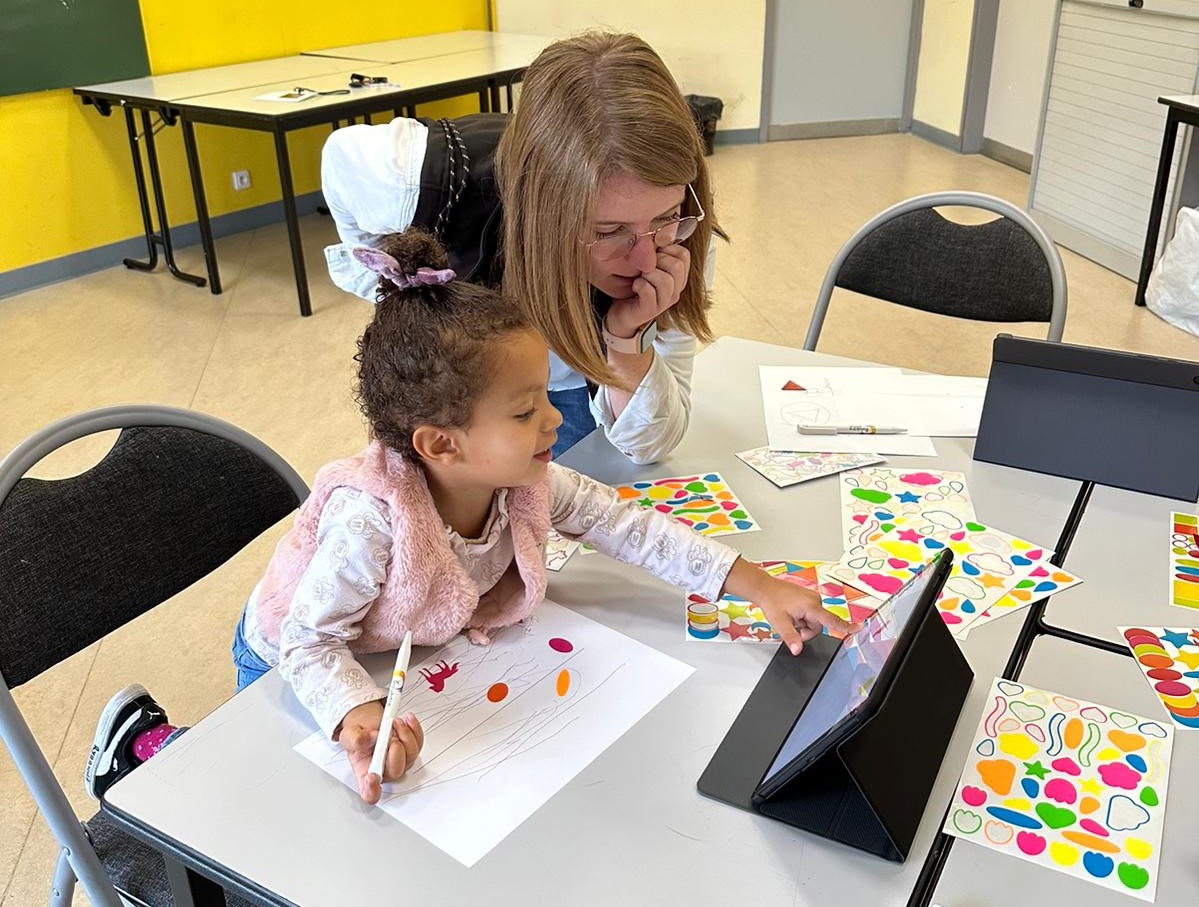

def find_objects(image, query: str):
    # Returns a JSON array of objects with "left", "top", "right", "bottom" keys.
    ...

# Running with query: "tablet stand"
[{"left": 698, "top": 602, "right": 972, "bottom": 862}]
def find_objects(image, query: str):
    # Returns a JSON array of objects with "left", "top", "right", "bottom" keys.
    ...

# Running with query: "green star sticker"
[{"left": 1023, "top": 760, "right": 1049, "bottom": 780}]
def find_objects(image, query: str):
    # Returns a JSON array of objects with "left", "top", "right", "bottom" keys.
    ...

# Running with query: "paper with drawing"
[{"left": 294, "top": 601, "right": 692, "bottom": 866}]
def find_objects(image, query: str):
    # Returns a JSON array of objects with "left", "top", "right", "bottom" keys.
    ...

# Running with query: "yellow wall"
[
  {"left": 1, "top": 1, "right": 488, "bottom": 274},
  {"left": 912, "top": 0, "right": 976, "bottom": 136}
]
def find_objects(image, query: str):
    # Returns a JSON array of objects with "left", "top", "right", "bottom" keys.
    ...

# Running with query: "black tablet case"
[
  {"left": 697, "top": 601, "right": 972, "bottom": 862},
  {"left": 974, "top": 335, "right": 1199, "bottom": 502}
]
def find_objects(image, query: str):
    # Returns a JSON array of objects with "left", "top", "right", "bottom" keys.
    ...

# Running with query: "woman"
[{"left": 322, "top": 33, "right": 717, "bottom": 464}]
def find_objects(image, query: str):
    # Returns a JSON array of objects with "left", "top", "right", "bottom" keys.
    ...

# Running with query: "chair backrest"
[
  {"left": 803, "top": 191, "right": 1067, "bottom": 351},
  {"left": 0, "top": 405, "right": 307, "bottom": 907},
  {"left": 0, "top": 405, "right": 308, "bottom": 688}
]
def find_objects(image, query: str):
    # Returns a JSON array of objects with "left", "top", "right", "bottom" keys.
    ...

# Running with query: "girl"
[
  {"left": 89, "top": 232, "right": 853, "bottom": 808},
  {"left": 322, "top": 33, "right": 716, "bottom": 463}
]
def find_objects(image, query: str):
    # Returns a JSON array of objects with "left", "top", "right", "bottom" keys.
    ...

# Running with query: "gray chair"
[
  {"left": 803, "top": 191, "right": 1067, "bottom": 351},
  {"left": 0, "top": 406, "right": 308, "bottom": 907}
]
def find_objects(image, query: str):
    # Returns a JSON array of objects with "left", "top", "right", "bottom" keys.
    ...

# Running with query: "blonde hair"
[{"left": 497, "top": 32, "right": 717, "bottom": 389}]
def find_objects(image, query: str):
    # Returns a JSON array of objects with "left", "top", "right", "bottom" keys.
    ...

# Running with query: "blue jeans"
[
  {"left": 548, "top": 385, "right": 597, "bottom": 459},
  {"left": 232, "top": 606, "right": 273, "bottom": 692}
]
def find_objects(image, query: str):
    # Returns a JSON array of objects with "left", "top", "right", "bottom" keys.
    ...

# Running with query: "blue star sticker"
[
  {"left": 897, "top": 491, "right": 921, "bottom": 504},
  {"left": 1160, "top": 628, "right": 1193, "bottom": 649}
]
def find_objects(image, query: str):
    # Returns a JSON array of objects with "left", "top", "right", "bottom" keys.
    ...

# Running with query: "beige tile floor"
[{"left": 2, "top": 133, "right": 1198, "bottom": 905}]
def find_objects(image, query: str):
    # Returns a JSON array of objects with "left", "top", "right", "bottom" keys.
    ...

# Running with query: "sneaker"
[{"left": 84, "top": 684, "right": 169, "bottom": 801}]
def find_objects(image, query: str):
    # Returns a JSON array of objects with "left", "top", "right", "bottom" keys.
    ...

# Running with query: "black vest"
[{"left": 411, "top": 114, "right": 508, "bottom": 287}]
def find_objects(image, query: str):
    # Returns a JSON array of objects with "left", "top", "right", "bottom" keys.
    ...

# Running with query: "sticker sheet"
[
  {"left": 611, "top": 473, "right": 759, "bottom": 537},
  {"left": 735, "top": 447, "right": 884, "bottom": 488},
  {"left": 825, "top": 516, "right": 1046, "bottom": 631},
  {"left": 295, "top": 601, "right": 692, "bottom": 867},
  {"left": 952, "top": 564, "right": 1083, "bottom": 638},
  {"left": 684, "top": 561, "right": 876, "bottom": 643},
  {"left": 544, "top": 530, "right": 580, "bottom": 572},
  {"left": 1170, "top": 512, "right": 1199, "bottom": 610},
  {"left": 1120, "top": 626, "right": 1199, "bottom": 729},
  {"left": 945, "top": 678, "right": 1173, "bottom": 902},
  {"left": 840, "top": 466, "right": 975, "bottom": 549}
]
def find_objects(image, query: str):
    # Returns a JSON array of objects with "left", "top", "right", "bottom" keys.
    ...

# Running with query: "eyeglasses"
[{"left": 581, "top": 184, "right": 706, "bottom": 261}]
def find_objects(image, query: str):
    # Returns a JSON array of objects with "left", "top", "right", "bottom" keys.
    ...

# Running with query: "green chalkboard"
[{"left": 0, "top": 0, "right": 150, "bottom": 97}]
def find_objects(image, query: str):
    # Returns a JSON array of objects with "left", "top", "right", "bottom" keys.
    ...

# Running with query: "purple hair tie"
[{"left": 352, "top": 247, "right": 456, "bottom": 289}]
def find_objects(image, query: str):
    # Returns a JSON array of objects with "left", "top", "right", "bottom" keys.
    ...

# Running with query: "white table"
[
  {"left": 101, "top": 339, "right": 1198, "bottom": 907},
  {"left": 301, "top": 30, "right": 544, "bottom": 65},
  {"left": 73, "top": 32, "right": 550, "bottom": 316}
]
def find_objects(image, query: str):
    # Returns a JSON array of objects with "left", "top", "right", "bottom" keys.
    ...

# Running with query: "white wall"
[
  {"left": 912, "top": 0, "right": 976, "bottom": 135},
  {"left": 495, "top": 0, "right": 766, "bottom": 131},
  {"left": 983, "top": 0, "right": 1057, "bottom": 154},
  {"left": 768, "top": 1, "right": 914, "bottom": 126}
]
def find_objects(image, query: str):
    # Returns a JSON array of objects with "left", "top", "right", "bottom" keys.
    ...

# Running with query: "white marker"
[
  {"left": 798, "top": 424, "right": 908, "bottom": 435},
  {"left": 368, "top": 630, "right": 412, "bottom": 780}
]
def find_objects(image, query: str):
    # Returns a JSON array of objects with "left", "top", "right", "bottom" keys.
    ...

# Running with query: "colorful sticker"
[
  {"left": 684, "top": 560, "right": 877, "bottom": 643},
  {"left": 544, "top": 530, "right": 580, "bottom": 572},
  {"left": 952, "top": 564, "right": 1083, "bottom": 637},
  {"left": 1170, "top": 512, "right": 1199, "bottom": 611},
  {"left": 1119, "top": 626, "right": 1199, "bottom": 729},
  {"left": 840, "top": 466, "right": 975, "bottom": 549},
  {"left": 825, "top": 516, "right": 1046, "bottom": 630},
  {"left": 945, "top": 678, "right": 1173, "bottom": 902},
  {"left": 611, "top": 473, "right": 759, "bottom": 537},
  {"left": 736, "top": 447, "right": 885, "bottom": 489}
]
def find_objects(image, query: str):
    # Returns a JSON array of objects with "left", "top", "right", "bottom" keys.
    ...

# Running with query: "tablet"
[{"left": 752, "top": 550, "right": 952, "bottom": 803}]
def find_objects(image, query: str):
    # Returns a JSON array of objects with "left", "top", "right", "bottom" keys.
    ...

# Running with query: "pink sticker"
[
  {"left": 1044, "top": 778, "right": 1077, "bottom": 804},
  {"left": 1016, "top": 831, "right": 1046, "bottom": 856},
  {"left": 1051, "top": 757, "right": 1081, "bottom": 776},
  {"left": 859, "top": 573, "right": 903, "bottom": 595},
  {"left": 1097, "top": 762, "right": 1141, "bottom": 790},
  {"left": 961, "top": 785, "right": 987, "bottom": 807}
]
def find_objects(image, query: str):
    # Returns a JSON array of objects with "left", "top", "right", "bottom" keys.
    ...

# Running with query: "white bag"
[{"left": 1146, "top": 207, "right": 1199, "bottom": 338}]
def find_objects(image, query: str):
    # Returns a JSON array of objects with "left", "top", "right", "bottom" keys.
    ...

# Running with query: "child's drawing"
[{"left": 294, "top": 600, "right": 692, "bottom": 866}]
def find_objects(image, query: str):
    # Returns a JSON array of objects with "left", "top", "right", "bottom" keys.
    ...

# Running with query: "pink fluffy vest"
[{"left": 254, "top": 441, "right": 551, "bottom": 650}]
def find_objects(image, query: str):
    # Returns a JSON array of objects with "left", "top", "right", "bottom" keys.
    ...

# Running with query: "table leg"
[
  {"left": 121, "top": 107, "right": 160, "bottom": 273},
  {"left": 164, "top": 856, "right": 228, "bottom": 907},
  {"left": 477, "top": 86, "right": 489, "bottom": 112},
  {"left": 273, "top": 128, "right": 312, "bottom": 317},
  {"left": 181, "top": 117, "right": 223, "bottom": 294},
  {"left": 140, "top": 110, "right": 207, "bottom": 288},
  {"left": 1136, "top": 107, "right": 1181, "bottom": 307},
  {"left": 488, "top": 79, "right": 501, "bottom": 113}
]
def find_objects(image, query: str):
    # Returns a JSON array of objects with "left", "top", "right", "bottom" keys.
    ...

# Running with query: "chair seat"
[{"left": 87, "top": 811, "right": 260, "bottom": 907}]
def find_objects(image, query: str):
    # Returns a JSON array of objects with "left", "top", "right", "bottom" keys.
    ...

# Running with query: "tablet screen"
[{"left": 760, "top": 562, "right": 937, "bottom": 785}]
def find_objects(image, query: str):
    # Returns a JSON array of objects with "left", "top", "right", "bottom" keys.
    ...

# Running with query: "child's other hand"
[{"left": 335, "top": 701, "right": 424, "bottom": 804}]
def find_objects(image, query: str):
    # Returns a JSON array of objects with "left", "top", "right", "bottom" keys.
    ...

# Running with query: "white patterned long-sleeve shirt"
[{"left": 242, "top": 463, "right": 736, "bottom": 739}]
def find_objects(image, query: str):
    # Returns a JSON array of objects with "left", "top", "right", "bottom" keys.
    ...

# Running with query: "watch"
[{"left": 602, "top": 316, "right": 658, "bottom": 355}]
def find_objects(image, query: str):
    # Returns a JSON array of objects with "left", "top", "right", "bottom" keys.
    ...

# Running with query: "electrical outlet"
[{"left": 232, "top": 170, "right": 251, "bottom": 191}]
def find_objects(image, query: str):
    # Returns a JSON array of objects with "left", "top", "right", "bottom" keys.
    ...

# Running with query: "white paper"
[
  {"left": 861, "top": 374, "right": 987, "bottom": 437},
  {"left": 759, "top": 366, "right": 937, "bottom": 456},
  {"left": 294, "top": 600, "right": 692, "bottom": 866}
]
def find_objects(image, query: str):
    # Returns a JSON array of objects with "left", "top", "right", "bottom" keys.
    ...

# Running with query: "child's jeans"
[{"left": 231, "top": 606, "right": 273, "bottom": 692}]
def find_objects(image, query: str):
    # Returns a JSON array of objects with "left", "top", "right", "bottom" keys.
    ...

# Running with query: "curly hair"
[{"left": 355, "top": 230, "right": 530, "bottom": 460}]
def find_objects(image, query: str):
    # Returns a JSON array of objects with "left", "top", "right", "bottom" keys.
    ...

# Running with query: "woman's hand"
[
  {"left": 605, "top": 244, "right": 691, "bottom": 338},
  {"left": 335, "top": 701, "right": 424, "bottom": 804}
]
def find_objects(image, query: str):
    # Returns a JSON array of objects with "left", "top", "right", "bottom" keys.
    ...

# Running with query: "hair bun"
[
  {"left": 378, "top": 228, "right": 450, "bottom": 273},
  {"left": 353, "top": 229, "right": 456, "bottom": 292}
]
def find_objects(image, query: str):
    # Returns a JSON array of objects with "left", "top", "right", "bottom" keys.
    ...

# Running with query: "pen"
[
  {"left": 368, "top": 630, "right": 412, "bottom": 780},
  {"left": 798, "top": 424, "right": 908, "bottom": 435}
]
